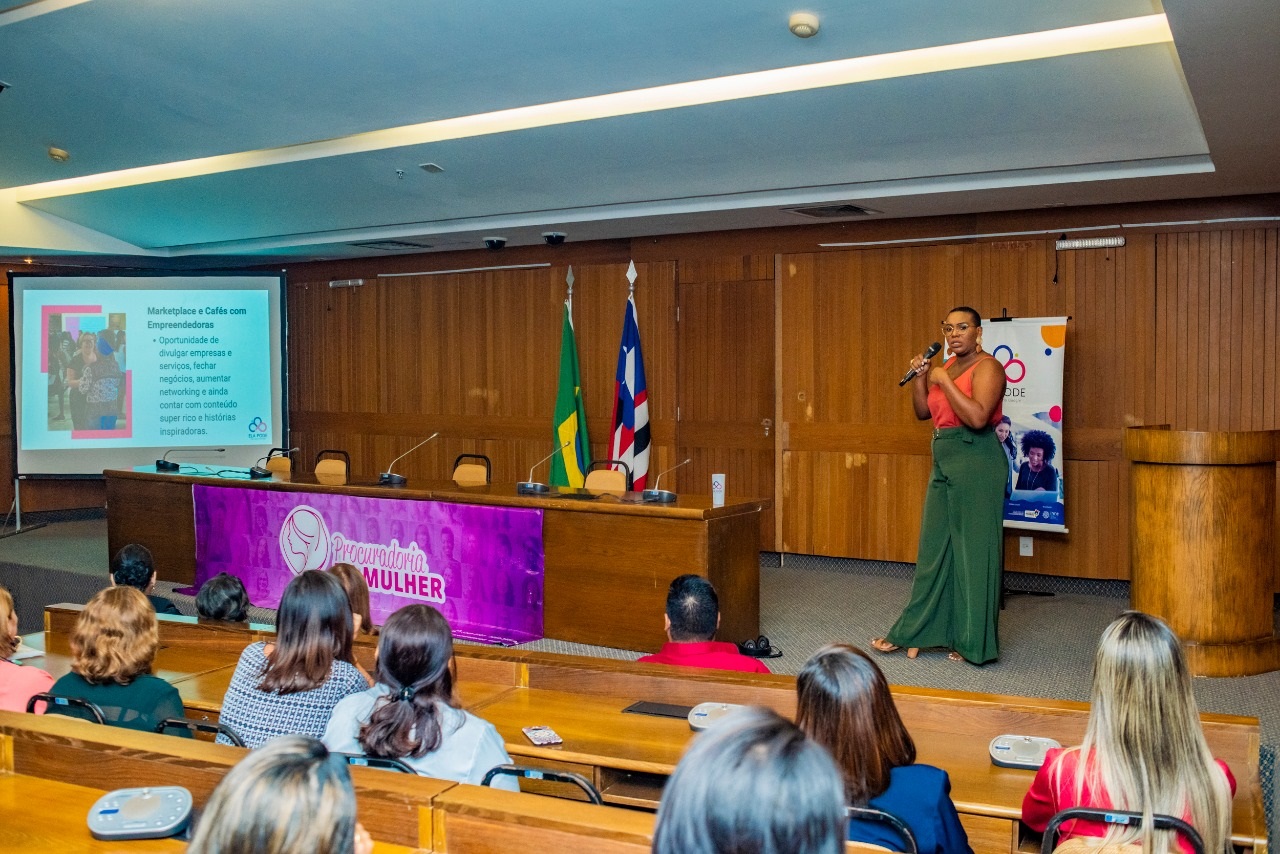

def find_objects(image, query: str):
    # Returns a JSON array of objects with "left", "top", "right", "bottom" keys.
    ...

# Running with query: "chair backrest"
[
  {"left": 586, "top": 459, "right": 633, "bottom": 492},
  {"left": 314, "top": 449, "right": 350, "bottom": 484},
  {"left": 264, "top": 450, "right": 293, "bottom": 474},
  {"left": 453, "top": 453, "right": 492, "bottom": 486},
  {"left": 482, "top": 763, "right": 603, "bottom": 805},
  {"left": 847, "top": 806, "right": 918, "bottom": 854},
  {"left": 154, "top": 717, "right": 246, "bottom": 747},
  {"left": 339, "top": 753, "right": 416, "bottom": 774},
  {"left": 27, "top": 692, "right": 106, "bottom": 725},
  {"left": 1042, "top": 808, "right": 1204, "bottom": 854}
]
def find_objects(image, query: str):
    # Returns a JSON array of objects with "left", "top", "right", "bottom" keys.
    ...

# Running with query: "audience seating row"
[{"left": 25, "top": 603, "right": 1270, "bottom": 853}]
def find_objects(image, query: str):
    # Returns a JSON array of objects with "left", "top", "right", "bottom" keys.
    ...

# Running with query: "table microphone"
[
  {"left": 156, "top": 447, "right": 227, "bottom": 472},
  {"left": 898, "top": 341, "right": 942, "bottom": 386},
  {"left": 379, "top": 433, "right": 440, "bottom": 486},
  {"left": 250, "top": 447, "right": 299, "bottom": 479},
  {"left": 518, "top": 440, "right": 570, "bottom": 495},
  {"left": 642, "top": 458, "right": 691, "bottom": 503}
]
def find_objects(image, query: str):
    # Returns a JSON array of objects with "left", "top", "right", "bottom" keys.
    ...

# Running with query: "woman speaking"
[{"left": 873, "top": 307, "right": 1007, "bottom": 664}]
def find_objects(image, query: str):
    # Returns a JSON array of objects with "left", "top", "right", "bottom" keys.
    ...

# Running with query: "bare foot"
[{"left": 947, "top": 651, "right": 966, "bottom": 662}]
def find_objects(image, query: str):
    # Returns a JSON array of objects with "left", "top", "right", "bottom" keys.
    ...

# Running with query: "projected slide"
[{"left": 10, "top": 273, "right": 285, "bottom": 477}]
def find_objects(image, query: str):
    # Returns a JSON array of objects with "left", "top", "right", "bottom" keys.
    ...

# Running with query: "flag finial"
[
  {"left": 566, "top": 265, "right": 574, "bottom": 299},
  {"left": 626, "top": 260, "right": 637, "bottom": 295}
]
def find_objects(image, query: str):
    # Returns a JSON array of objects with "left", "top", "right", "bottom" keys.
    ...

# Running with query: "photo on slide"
[{"left": 45, "top": 310, "right": 132, "bottom": 438}]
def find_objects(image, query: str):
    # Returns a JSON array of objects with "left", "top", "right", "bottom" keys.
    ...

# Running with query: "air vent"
[
  {"left": 782, "top": 203, "right": 881, "bottom": 219},
  {"left": 348, "top": 239, "right": 434, "bottom": 251}
]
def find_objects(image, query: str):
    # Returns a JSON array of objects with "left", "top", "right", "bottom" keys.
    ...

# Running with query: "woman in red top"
[
  {"left": 1022, "top": 611, "right": 1233, "bottom": 853},
  {"left": 873, "top": 307, "right": 1007, "bottom": 664}
]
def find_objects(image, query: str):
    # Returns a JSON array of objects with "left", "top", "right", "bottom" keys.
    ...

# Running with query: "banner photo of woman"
[{"left": 980, "top": 317, "right": 1068, "bottom": 533}]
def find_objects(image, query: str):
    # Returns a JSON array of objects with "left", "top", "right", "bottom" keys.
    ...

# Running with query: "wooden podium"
[{"left": 1125, "top": 428, "right": 1280, "bottom": 676}]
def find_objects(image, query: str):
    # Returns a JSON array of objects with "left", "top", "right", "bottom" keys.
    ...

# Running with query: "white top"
[{"left": 322, "top": 685, "right": 518, "bottom": 791}]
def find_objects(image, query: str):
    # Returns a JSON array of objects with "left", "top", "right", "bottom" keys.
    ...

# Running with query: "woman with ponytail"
[{"left": 322, "top": 604, "right": 515, "bottom": 788}]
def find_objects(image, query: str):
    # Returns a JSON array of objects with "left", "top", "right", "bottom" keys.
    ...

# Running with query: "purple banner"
[{"left": 193, "top": 485, "right": 544, "bottom": 645}]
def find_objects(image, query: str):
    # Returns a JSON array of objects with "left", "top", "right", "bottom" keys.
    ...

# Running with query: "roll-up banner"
[{"left": 983, "top": 317, "right": 1069, "bottom": 533}]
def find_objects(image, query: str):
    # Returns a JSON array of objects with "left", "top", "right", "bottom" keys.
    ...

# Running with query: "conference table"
[{"left": 104, "top": 468, "right": 768, "bottom": 653}]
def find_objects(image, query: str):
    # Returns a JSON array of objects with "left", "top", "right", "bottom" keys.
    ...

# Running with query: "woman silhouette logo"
[{"left": 278, "top": 506, "right": 332, "bottom": 574}]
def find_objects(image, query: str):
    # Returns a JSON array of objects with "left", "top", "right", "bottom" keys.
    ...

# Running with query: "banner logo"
[
  {"left": 991, "top": 344, "right": 1026, "bottom": 384},
  {"left": 279, "top": 505, "right": 331, "bottom": 574}
]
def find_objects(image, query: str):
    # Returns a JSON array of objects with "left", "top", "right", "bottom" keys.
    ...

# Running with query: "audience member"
[
  {"left": 0, "top": 584, "right": 53, "bottom": 712},
  {"left": 653, "top": 706, "right": 845, "bottom": 854},
  {"left": 329, "top": 562, "right": 375, "bottom": 635},
  {"left": 48, "top": 586, "right": 187, "bottom": 732},
  {"left": 195, "top": 572, "right": 251, "bottom": 623},
  {"left": 797, "top": 644, "right": 970, "bottom": 853},
  {"left": 110, "top": 543, "right": 181, "bottom": 615},
  {"left": 637, "top": 575, "right": 769, "bottom": 674},
  {"left": 323, "top": 604, "right": 516, "bottom": 788},
  {"left": 1022, "top": 611, "right": 1233, "bottom": 853},
  {"left": 187, "top": 734, "right": 373, "bottom": 854},
  {"left": 219, "top": 570, "right": 369, "bottom": 748}
]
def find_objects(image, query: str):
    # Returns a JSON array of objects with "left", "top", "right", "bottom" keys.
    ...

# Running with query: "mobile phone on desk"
[{"left": 522, "top": 725, "right": 564, "bottom": 746}]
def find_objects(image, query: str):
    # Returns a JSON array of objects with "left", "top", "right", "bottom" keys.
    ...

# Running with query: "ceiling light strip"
[
  {"left": 378, "top": 263, "right": 551, "bottom": 277},
  {"left": 819, "top": 224, "right": 1122, "bottom": 248},
  {"left": 15, "top": 15, "right": 1172, "bottom": 202}
]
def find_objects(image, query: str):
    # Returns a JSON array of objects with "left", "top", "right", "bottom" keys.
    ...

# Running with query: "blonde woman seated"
[
  {"left": 188, "top": 734, "right": 373, "bottom": 854},
  {"left": 1021, "top": 611, "right": 1234, "bottom": 853},
  {"left": 797, "top": 644, "right": 971, "bottom": 854},
  {"left": 0, "top": 584, "right": 53, "bottom": 712},
  {"left": 219, "top": 570, "right": 369, "bottom": 748},
  {"left": 322, "top": 604, "right": 516, "bottom": 788},
  {"left": 48, "top": 586, "right": 187, "bottom": 732}
]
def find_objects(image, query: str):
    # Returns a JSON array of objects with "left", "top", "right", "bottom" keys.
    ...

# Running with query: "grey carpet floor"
[{"left": 5, "top": 515, "right": 1276, "bottom": 844}]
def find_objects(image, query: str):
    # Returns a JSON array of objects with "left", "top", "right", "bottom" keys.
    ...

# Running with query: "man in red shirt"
[{"left": 637, "top": 575, "right": 770, "bottom": 674}]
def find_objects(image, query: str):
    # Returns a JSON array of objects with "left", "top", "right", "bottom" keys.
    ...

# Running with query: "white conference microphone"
[
  {"left": 379, "top": 433, "right": 440, "bottom": 486},
  {"left": 156, "top": 447, "right": 227, "bottom": 472},
  {"left": 518, "top": 440, "right": 571, "bottom": 495},
  {"left": 643, "top": 458, "right": 691, "bottom": 503}
]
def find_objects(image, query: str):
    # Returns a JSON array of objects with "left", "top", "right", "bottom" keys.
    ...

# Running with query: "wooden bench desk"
[{"left": 0, "top": 774, "right": 188, "bottom": 854}]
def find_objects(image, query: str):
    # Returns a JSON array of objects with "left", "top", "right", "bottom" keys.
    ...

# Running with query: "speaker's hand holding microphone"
[{"left": 898, "top": 342, "right": 942, "bottom": 387}]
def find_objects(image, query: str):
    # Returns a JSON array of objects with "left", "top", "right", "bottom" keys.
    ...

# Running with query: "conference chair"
[
  {"left": 264, "top": 447, "right": 294, "bottom": 474},
  {"left": 154, "top": 717, "right": 246, "bottom": 747},
  {"left": 847, "top": 806, "right": 918, "bottom": 854},
  {"left": 453, "top": 453, "right": 492, "bottom": 486},
  {"left": 26, "top": 692, "right": 106, "bottom": 724},
  {"left": 1041, "top": 808, "right": 1203, "bottom": 854},
  {"left": 314, "top": 449, "right": 351, "bottom": 485},
  {"left": 338, "top": 754, "right": 416, "bottom": 774},
  {"left": 584, "top": 459, "right": 633, "bottom": 494},
  {"left": 482, "top": 763, "right": 604, "bottom": 805}
]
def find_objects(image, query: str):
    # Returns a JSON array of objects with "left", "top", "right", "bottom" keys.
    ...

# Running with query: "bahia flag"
[
  {"left": 609, "top": 282, "right": 650, "bottom": 489},
  {"left": 549, "top": 293, "right": 591, "bottom": 487}
]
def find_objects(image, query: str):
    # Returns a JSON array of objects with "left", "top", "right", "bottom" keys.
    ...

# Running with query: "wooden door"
[{"left": 676, "top": 274, "right": 776, "bottom": 550}]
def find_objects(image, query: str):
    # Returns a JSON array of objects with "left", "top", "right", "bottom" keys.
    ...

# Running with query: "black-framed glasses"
[{"left": 940, "top": 322, "right": 974, "bottom": 335}]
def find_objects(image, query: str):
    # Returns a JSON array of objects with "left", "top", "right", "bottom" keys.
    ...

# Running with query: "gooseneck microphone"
[
  {"left": 156, "top": 447, "right": 227, "bottom": 472},
  {"left": 898, "top": 342, "right": 942, "bottom": 387},
  {"left": 642, "top": 458, "right": 691, "bottom": 503},
  {"left": 379, "top": 433, "right": 440, "bottom": 486},
  {"left": 517, "top": 440, "right": 571, "bottom": 495},
  {"left": 250, "top": 447, "right": 299, "bottom": 479}
]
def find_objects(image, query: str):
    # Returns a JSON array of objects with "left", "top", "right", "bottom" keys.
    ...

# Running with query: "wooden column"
[{"left": 1126, "top": 428, "right": 1280, "bottom": 676}]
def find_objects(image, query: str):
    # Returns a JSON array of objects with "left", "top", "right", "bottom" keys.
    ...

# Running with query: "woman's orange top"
[{"left": 927, "top": 354, "right": 1003, "bottom": 429}]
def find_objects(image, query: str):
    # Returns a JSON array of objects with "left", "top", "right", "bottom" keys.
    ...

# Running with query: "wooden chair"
[
  {"left": 585, "top": 459, "right": 632, "bottom": 494},
  {"left": 453, "top": 453, "right": 492, "bottom": 486},
  {"left": 264, "top": 447, "right": 293, "bottom": 474},
  {"left": 314, "top": 449, "right": 350, "bottom": 484},
  {"left": 27, "top": 692, "right": 106, "bottom": 724},
  {"left": 483, "top": 763, "right": 604, "bottom": 805},
  {"left": 847, "top": 805, "right": 918, "bottom": 854},
  {"left": 1042, "top": 808, "right": 1203, "bottom": 854}
]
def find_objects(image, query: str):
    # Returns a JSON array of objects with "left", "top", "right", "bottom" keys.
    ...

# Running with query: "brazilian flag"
[{"left": 549, "top": 300, "right": 591, "bottom": 486}]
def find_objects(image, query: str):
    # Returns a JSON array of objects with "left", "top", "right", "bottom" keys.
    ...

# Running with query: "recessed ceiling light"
[
  {"left": 419, "top": 163, "right": 444, "bottom": 173},
  {"left": 790, "top": 12, "right": 819, "bottom": 39}
]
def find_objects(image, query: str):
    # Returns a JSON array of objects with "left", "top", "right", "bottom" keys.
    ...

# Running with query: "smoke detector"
[{"left": 789, "top": 12, "right": 819, "bottom": 38}]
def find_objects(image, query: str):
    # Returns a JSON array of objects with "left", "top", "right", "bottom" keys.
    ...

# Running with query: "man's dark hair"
[
  {"left": 1020, "top": 429, "right": 1057, "bottom": 461},
  {"left": 666, "top": 575, "right": 719, "bottom": 642},
  {"left": 111, "top": 543, "right": 156, "bottom": 590}
]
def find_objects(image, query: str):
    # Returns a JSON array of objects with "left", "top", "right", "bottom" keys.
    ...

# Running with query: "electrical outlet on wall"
[{"left": 1019, "top": 536, "right": 1034, "bottom": 557}]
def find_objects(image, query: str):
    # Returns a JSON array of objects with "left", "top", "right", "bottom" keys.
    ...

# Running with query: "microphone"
[
  {"left": 898, "top": 342, "right": 942, "bottom": 387},
  {"left": 642, "top": 458, "right": 691, "bottom": 503},
  {"left": 156, "top": 447, "right": 227, "bottom": 472},
  {"left": 517, "top": 440, "right": 571, "bottom": 495},
  {"left": 379, "top": 433, "right": 440, "bottom": 486},
  {"left": 249, "top": 447, "right": 299, "bottom": 479}
]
